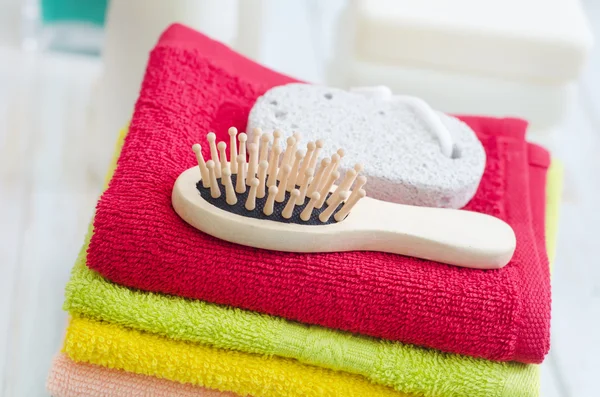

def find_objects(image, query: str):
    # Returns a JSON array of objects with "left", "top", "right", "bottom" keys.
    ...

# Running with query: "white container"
[
  {"left": 90, "top": 0, "right": 239, "bottom": 177},
  {"left": 328, "top": 0, "right": 592, "bottom": 141}
]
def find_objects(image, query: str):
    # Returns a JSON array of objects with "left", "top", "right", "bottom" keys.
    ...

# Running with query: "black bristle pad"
[{"left": 196, "top": 175, "right": 341, "bottom": 225}]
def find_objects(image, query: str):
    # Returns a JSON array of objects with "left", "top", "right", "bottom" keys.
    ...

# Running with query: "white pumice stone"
[{"left": 247, "top": 83, "right": 486, "bottom": 209}]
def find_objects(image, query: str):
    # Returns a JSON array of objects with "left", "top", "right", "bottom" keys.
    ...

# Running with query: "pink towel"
[
  {"left": 87, "top": 24, "right": 551, "bottom": 363},
  {"left": 47, "top": 354, "right": 238, "bottom": 397}
]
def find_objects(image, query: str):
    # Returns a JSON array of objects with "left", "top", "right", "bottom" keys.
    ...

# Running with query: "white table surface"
[{"left": 1, "top": 1, "right": 599, "bottom": 396}]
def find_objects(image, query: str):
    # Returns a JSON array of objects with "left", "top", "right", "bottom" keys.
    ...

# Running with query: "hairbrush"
[{"left": 172, "top": 127, "right": 516, "bottom": 269}]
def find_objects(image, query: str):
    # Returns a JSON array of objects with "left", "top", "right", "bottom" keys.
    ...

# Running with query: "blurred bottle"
[{"left": 21, "top": 0, "right": 108, "bottom": 54}]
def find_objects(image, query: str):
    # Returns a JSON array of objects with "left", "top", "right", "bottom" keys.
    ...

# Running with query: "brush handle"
[{"left": 345, "top": 198, "right": 516, "bottom": 269}]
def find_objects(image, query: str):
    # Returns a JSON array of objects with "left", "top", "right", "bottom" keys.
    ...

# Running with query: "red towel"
[{"left": 88, "top": 24, "right": 551, "bottom": 364}]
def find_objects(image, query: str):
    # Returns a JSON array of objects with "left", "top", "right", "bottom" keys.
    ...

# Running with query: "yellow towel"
[{"left": 64, "top": 316, "right": 401, "bottom": 397}]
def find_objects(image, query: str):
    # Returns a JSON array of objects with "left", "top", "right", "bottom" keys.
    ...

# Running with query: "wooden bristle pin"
[
  {"left": 275, "top": 156, "right": 287, "bottom": 181},
  {"left": 316, "top": 171, "right": 339, "bottom": 208},
  {"left": 292, "top": 132, "right": 301, "bottom": 151},
  {"left": 207, "top": 132, "right": 220, "bottom": 178},
  {"left": 228, "top": 127, "right": 238, "bottom": 174},
  {"left": 327, "top": 167, "right": 358, "bottom": 205},
  {"left": 300, "top": 192, "right": 320, "bottom": 221},
  {"left": 206, "top": 160, "right": 220, "bottom": 198},
  {"left": 268, "top": 132, "right": 281, "bottom": 167},
  {"left": 334, "top": 188, "right": 366, "bottom": 222},
  {"left": 352, "top": 175, "right": 367, "bottom": 194},
  {"left": 307, "top": 158, "right": 330, "bottom": 197},
  {"left": 245, "top": 178, "right": 260, "bottom": 210},
  {"left": 297, "top": 168, "right": 313, "bottom": 205},
  {"left": 263, "top": 185, "right": 278, "bottom": 216},
  {"left": 308, "top": 139, "right": 324, "bottom": 171},
  {"left": 282, "top": 189, "right": 300, "bottom": 219},
  {"left": 297, "top": 141, "right": 315, "bottom": 186},
  {"left": 352, "top": 163, "right": 364, "bottom": 175},
  {"left": 319, "top": 191, "right": 349, "bottom": 223},
  {"left": 239, "top": 133, "right": 248, "bottom": 157},
  {"left": 270, "top": 130, "right": 282, "bottom": 178},
  {"left": 192, "top": 144, "right": 209, "bottom": 188},
  {"left": 266, "top": 144, "right": 282, "bottom": 187},
  {"left": 272, "top": 130, "right": 282, "bottom": 153},
  {"left": 222, "top": 169, "right": 237, "bottom": 205},
  {"left": 217, "top": 141, "right": 228, "bottom": 176},
  {"left": 280, "top": 136, "right": 296, "bottom": 171},
  {"left": 332, "top": 149, "right": 345, "bottom": 173},
  {"left": 259, "top": 134, "right": 270, "bottom": 163},
  {"left": 247, "top": 143, "right": 258, "bottom": 185},
  {"left": 319, "top": 153, "right": 339, "bottom": 191},
  {"left": 252, "top": 127, "right": 262, "bottom": 146},
  {"left": 276, "top": 165, "right": 291, "bottom": 202},
  {"left": 238, "top": 133, "right": 248, "bottom": 170},
  {"left": 236, "top": 155, "right": 246, "bottom": 193},
  {"left": 257, "top": 160, "right": 268, "bottom": 198},
  {"left": 335, "top": 163, "right": 363, "bottom": 198},
  {"left": 287, "top": 150, "right": 304, "bottom": 191}
]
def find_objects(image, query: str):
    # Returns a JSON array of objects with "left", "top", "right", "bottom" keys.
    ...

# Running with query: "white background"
[{"left": 0, "top": 0, "right": 599, "bottom": 396}]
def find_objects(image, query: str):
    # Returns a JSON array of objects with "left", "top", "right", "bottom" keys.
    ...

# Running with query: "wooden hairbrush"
[{"left": 172, "top": 127, "right": 516, "bottom": 269}]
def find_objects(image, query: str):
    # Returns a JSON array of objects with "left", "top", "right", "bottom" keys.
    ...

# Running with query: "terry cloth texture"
[
  {"left": 65, "top": 254, "right": 536, "bottom": 397},
  {"left": 64, "top": 316, "right": 403, "bottom": 397},
  {"left": 86, "top": 23, "right": 551, "bottom": 364},
  {"left": 71, "top": 124, "right": 550, "bottom": 397},
  {"left": 51, "top": 153, "right": 562, "bottom": 397},
  {"left": 528, "top": 144, "right": 552, "bottom": 273},
  {"left": 65, "top": 125, "right": 552, "bottom": 397},
  {"left": 47, "top": 353, "right": 237, "bottom": 397}
]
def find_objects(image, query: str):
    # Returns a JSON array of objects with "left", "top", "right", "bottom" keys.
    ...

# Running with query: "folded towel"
[
  {"left": 87, "top": 23, "right": 551, "bottom": 363},
  {"left": 47, "top": 354, "right": 235, "bottom": 397},
  {"left": 66, "top": 251, "right": 537, "bottom": 397},
  {"left": 52, "top": 158, "right": 562, "bottom": 397},
  {"left": 65, "top": 124, "right": 544, "bottom": 397},
  {"left": 64, "top": 316, "right": 402, "bottom": 397}
]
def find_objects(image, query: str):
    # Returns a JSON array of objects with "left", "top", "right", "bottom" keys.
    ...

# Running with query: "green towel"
[{"left": 64, "top": 127, "right": 540, "bottom": 397}]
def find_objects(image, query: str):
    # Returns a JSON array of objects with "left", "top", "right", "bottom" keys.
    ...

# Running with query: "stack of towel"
[{"left": 47, "top": 24, "right": 561, "bottom": 397}]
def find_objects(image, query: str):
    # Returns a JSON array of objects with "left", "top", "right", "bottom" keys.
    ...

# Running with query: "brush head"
[{"left": 189, "top": 129, "right": 366, "bottom": 225}]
